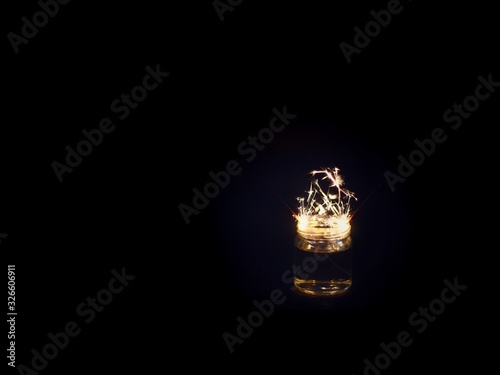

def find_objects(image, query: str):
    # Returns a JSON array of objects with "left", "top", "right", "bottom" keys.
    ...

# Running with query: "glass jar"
[{"left": 293, "top": 222, "right": 353, "bottom": 296}]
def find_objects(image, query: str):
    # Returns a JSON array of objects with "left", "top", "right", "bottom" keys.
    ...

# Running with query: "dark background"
[{"left": 2, "top": 0, "right": 497, "bottom": 373}]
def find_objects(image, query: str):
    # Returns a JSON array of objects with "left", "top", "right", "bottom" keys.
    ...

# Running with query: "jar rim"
[
  {"left": 297, "top": 226, "right": 351, "bottom": 240},
  {"left": 296, "top": 214, "right": 351, "bottom": 240}
]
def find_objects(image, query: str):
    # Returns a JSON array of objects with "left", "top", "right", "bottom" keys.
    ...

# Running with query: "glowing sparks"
[{"left": 295, "top": 167, "right": 357, "bottom": 238}]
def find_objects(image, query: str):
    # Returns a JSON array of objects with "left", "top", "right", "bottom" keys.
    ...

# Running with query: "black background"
[{"left": 2, "top": 0, "right": 498, "bottom": 373}]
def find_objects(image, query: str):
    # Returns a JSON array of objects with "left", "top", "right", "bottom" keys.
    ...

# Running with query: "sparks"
[{"left": 295, "top": 166, "right": 357, "bottom": 237}]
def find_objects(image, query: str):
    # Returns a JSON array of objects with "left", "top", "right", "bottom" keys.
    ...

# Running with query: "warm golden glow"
[{"left": 295, "top": 167, "right": 356, "bottom": 239}]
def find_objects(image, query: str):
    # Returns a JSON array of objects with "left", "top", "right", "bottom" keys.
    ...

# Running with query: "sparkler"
[{"left": 295, "top": 166, "right": 357, "bottom": 239}]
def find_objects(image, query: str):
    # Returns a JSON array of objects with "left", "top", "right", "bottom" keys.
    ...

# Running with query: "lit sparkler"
[{"left": 295, "top": 166, "right": 357, "bottom": 239}]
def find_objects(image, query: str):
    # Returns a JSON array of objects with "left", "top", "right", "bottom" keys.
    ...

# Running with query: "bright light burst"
[{"left": 295, "top": 166, "right": 357, "bottom": 236}]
